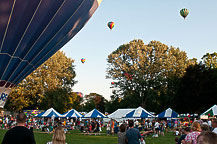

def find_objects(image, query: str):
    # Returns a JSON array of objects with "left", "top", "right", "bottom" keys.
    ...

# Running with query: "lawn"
[{"left": 0, "top": 129, "right": 176, "bottom": 144}]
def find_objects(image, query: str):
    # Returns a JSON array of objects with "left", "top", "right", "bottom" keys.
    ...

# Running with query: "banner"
[
  {"left": 23, "top": 110, "right": 45, "bottom": 116},
  {"left": 0, "top": 87, "right": 11, "bottom": 108}
]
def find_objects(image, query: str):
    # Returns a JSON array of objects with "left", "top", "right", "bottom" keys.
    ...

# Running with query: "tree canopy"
[
  {"left": 107, "top": 40, "right": 192, "bottom": 112},
  {"left": 106, "top": 39, "right": 217, "bottom": 114},
  {"left": 5, "top": 51, "right": 78, "bottom": 113}
]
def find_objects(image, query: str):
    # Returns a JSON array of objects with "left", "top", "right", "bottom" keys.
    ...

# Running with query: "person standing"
[
  {"left": 118, "top": 124, "right": 127, "bottom": 144},
  {"left": 106, "top": 122, "right": 111, "bottom": 136},
  {"left": 212, "top": 119, "right": 217, "bottom": 134},
  {"left": 126, "top": 120, "right": 143, "bottom": 144},
  {"left": 47, "top": 126, "right": 67, "bottom": 144},
  {"left": 111, "top": 120, "right": 115, "bottom": 136},
  {"left": 2, "top": 113, "right": 36, "bottom": 144}
]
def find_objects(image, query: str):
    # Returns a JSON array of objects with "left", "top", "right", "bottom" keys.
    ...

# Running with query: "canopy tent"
[
  {"left": 108, "top": 109, "right": 135, "bottom": 119},
  {"left": 35, "top": 108, "right": 62, "bottom": 118},
  {"left": 200, "top": 105, "right": 217, "bottom": 117},
  {"left": 61, "top": 109, "right": 82, "bottom": 118},
  {"left": 83, "top": 109, "right": 107, "bottom": 118},
  {"left": 157, "top": 108, "right": 179, "bottom": 118},
  {"left": 124, "top": 107, "right": 154, "bottom": 118}
]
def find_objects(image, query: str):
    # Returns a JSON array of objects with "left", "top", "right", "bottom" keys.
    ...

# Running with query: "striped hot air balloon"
[
  {"left": 180, "top": 8, "right": 189, "bottom": 19},
  {"left": 107, "top": 22, "right": 115, "bottom": 30},
  {"left": 81, "top": 58, "right": 86, "bottom": 64},
  {"left": 0, "top": 0, "right": 102, "bottom": 108}
]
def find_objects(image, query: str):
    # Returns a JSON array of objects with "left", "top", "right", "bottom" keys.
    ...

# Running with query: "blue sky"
[{"left": 62, "top": 0, "right": 217, "bottom": 100}]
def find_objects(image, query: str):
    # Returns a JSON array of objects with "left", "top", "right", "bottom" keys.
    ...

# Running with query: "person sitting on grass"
[{"left": 176, "top": 127, "right": 190, "bottom": 144}]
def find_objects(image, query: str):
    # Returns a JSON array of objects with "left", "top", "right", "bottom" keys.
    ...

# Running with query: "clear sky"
[{"left": 62, "top": 0, "right": 217, "bottom": 100}]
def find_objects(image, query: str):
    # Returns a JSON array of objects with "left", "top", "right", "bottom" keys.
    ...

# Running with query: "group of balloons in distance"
[{"left": 80, "top": 8, "right": 189, "bottom": 64}]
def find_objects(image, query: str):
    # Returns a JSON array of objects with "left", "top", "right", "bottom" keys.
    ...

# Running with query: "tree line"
[
  {"left": 4, "top": 40, "right": 217, "bottom": 115},
  {"left": 106, "top": 40, "right": 217, "bottom": 114}
]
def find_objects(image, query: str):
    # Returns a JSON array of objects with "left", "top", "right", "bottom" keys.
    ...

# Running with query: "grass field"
[{"left": 0, "top": 129, "right": 176, "bottom": 144}]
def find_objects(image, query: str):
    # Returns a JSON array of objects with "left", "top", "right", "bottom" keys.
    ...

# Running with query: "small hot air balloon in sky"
[
  {"left": 76, "top": 92, "right": 83, "bottom": 98},
  {"left": 180, "top": 8, "right": 189, "bottom": 19},
  {"left": 107, "top": 22, "right": 115, "bottom": 30},
  {"left": 81, "top": 58, "right": 86, "bottom": 64}
]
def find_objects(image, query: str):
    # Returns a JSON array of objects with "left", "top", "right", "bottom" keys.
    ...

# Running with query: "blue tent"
[
  {"left": 35, "top": 108, "right": 62, "bottom": 118},
  {"left": 124, "top": 107, "right": 154, "bottom": 118},
  {"left": 61, "top": 109, "right": 82, "bottom": 118},
  {"left": 83, "top": 109, "right": 107, "bottom": 118},
  {"left": 157, "top": 108, "right": 179, "bottom": 118}
]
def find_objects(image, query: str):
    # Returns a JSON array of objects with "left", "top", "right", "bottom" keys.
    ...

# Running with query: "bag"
[{"left": 140, "top": 139, "right": 146, "bottom": 144}]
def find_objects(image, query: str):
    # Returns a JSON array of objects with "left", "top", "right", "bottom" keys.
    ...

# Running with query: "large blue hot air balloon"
[{"left": 0, "top": 0, "right": 102, "bottom": 108}]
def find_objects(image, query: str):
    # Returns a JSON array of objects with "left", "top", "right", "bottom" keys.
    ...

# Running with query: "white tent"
[
  {"left": 35, "top": 108, "right": 62, "bottom": 118},
  {"left": 83, "top": 109, "right": 107, "bottom": 118},
  {"left": 108, "top": 109, "right": 135, "bottom": 119},
  {"left": 124, "top": 107, "right": 155, "bottom": 118},
  {"left": 200, "top": 105, "right": 217, "bottom": 117},
  {"left": 61, "top": 109, "right": 82, "bottom": 118}
]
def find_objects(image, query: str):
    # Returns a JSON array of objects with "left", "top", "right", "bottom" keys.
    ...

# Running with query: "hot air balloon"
[
  {"left": 76, "top": 92, "right": 83, "bottom": 98},
  {"left": 81, "top": 58, "right": 86, "bottom": 64},
  {"left": 0, "top": 0, "right": 102, "bottom": 108},
  {"left": 107, "top": 22, "right": 115, "bottom": 30},
  {"left": 180, "top": 8, "right": 189, "bottom": 19}
]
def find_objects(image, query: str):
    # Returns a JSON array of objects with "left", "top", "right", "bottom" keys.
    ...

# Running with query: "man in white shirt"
[
  {"left": 208, "top": 119, "right": 212, "bottom": 127},
  {"left": 154, "top": 121, "right": 160, "bottom": 137},
  {"left": 212, "top": 119, "right": 217, "bottom": 134}
]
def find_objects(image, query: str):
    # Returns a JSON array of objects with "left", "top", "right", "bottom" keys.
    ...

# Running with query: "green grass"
[{"left": 0, "top": 129, "right": 176, "bottom": 144}]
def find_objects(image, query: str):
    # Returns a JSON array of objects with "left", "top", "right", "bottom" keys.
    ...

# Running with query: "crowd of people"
[
  {"left": 1, "top": 113, "right": 217, "bottom": 144},
  {"left": 174, "top": 119, "right": 217, "bottom": 144}
]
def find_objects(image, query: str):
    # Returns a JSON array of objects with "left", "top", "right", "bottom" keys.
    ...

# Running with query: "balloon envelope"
[
  {"left": 81, "top": 58, "right": 86, "bottom": 63},
  {"left": 107, "top": 22, "right": 114, "bottom": 30},
  {"left": 0, "top": 0, "right": 102, "bottom": 108},
  {"left": 180, "top": 8, "right": 189, "bottom": 19}
]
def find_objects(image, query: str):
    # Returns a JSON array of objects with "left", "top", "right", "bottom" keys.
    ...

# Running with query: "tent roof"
[
  {"left": 83, "top": 109, "right": 107, "bottom": 118},
  {"left": 35, "top": 108, "right": 62, "bottom": 118},
  {"left": 124, "top": 107, "right": 154, "bottom": 118},
  {"left": 108, "top": 109, "right": 135, "bottom": 119},
  {"left": 157, "top": 108, "right": 179, "bottom": 118},
  {"left": 201, "top": 105, "right": 217, "bottom": 116},
  {"left": 61, "top": 109, "right": 82, "bottom": 118}
]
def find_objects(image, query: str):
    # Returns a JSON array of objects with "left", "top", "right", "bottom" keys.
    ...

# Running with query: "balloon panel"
[{"left": 0, "top": 0, "right": 101, "bottom": 108}]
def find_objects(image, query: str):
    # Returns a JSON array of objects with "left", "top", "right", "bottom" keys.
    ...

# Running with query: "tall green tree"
[
  {"left": 5, "top": 51, "right": 77, "bottom": 112},
  {"left": 174, "top": 64, "right": 217, "bottom": 113},
  {"left": 83, "top": 93, "right": 108, "bottom": 113},
  {"left": 107, "top": 40, "right": 191, "bottom": 111}
]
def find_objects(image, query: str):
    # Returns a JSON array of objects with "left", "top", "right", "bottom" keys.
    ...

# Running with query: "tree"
[
  {"left": 202, "top": 52, "right": 217, "bottom": 69},
  {"left": 5, "top": 51, "right": 77, "bottom": 112},
  {"left": 83, "top": 93, "right": 108, "bottom": 113},
  {"left": 174, "top": 64, "right": 217, "bottom": 113},
  {"left": 107, "top": 40, "right": 191, "bottom": 111}
]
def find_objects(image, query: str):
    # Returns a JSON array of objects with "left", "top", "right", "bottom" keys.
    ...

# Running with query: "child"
[{"left": 106, "top": 122, "right": 110, "bottom": 136}]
